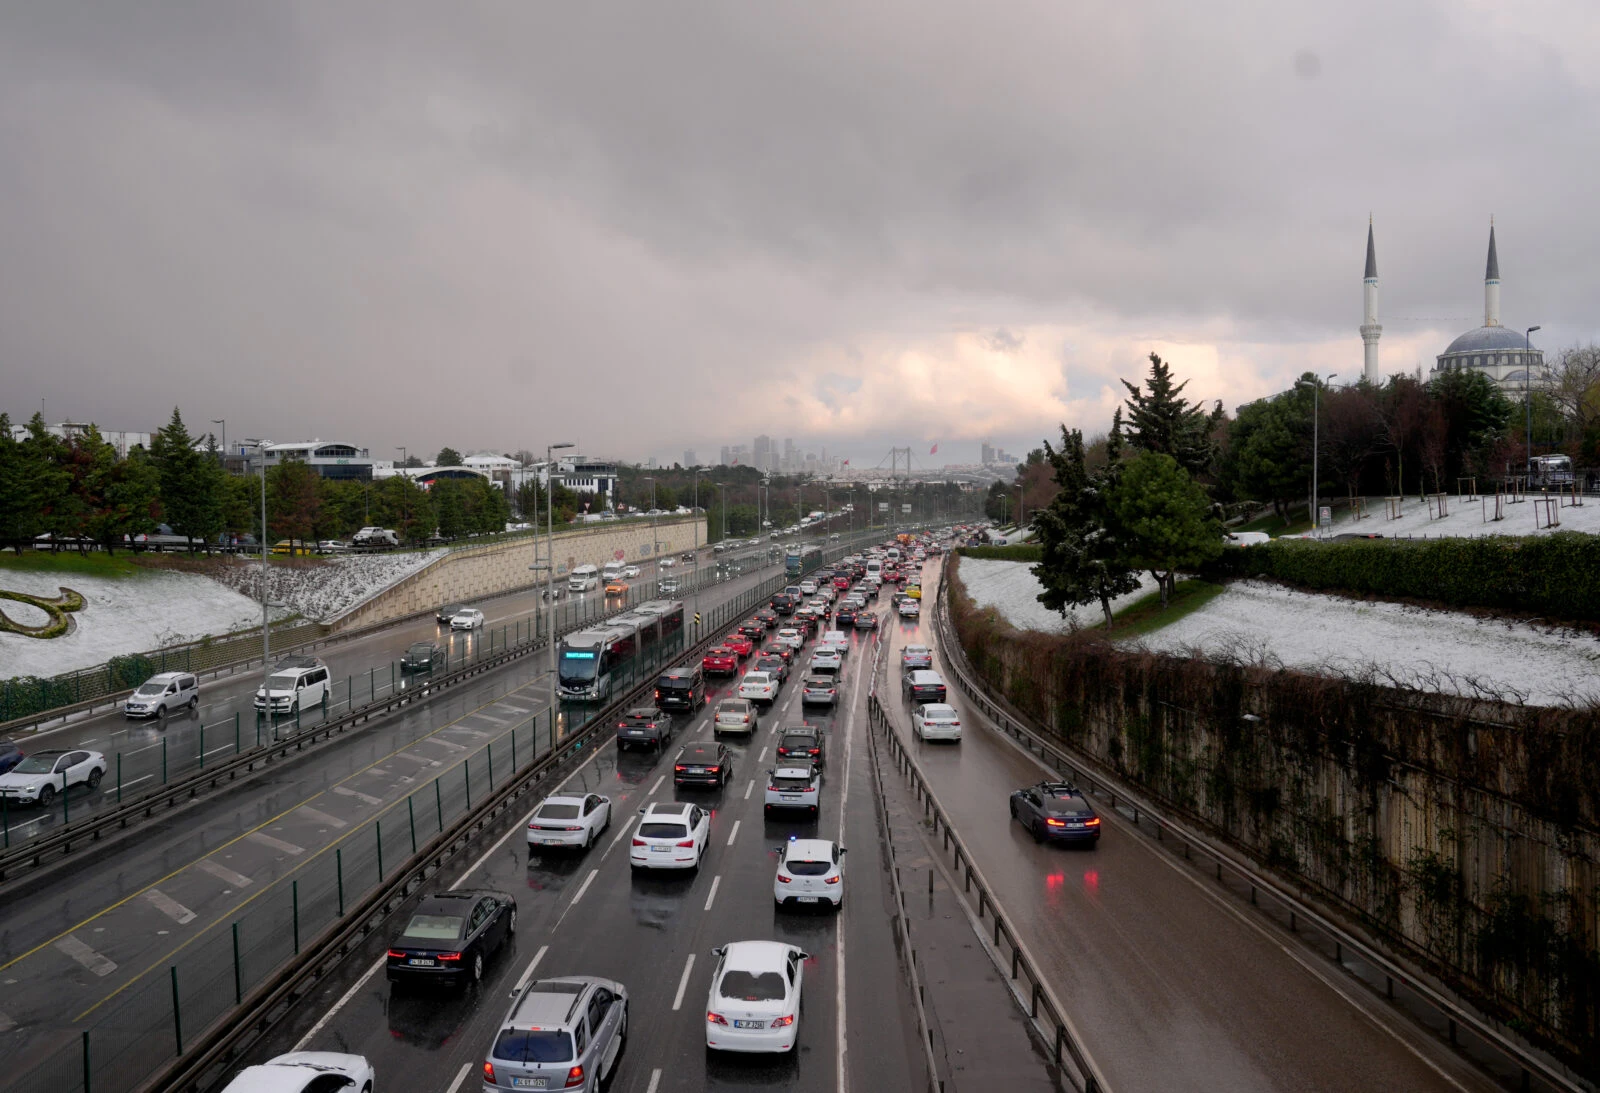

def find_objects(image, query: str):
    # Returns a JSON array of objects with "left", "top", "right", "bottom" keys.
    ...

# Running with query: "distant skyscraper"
[
  {"left": 683, "top": 450, "right": 697, "bottom": 468},
  {"left": 753, "top": 435, "right": 773, "bottom": 472},
  {"left": 980, "top": 442, "right": 996, "bottom": 465},
  {"left": 783, "top": 438, "right": 796, "bottom": 472},
  {"left": 720, "top": 446, "right": 732, "bottom": 467}
]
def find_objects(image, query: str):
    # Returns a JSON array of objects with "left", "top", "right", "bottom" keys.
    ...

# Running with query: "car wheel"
[
  {"left": 508, "top": 908, "right": 518, "bottom": 934},
  {"left": 1031, "top": 819, "right": 1044, "bottom": 844},
  {"left": 188, "top": 694, "right": 199, "bottom": 710},
  {"left": 471, "top": 952, "right": 484, "bottom": 983},
  {"left": 156, "top": 703, "right": 167, "bottom": 719},
  {"left": 289, "top": 698, "right": 299, "bottom": 714},
  {"left": 37, "top": 785, "right": 56, "bottom": 808},
  {"left": 87, "top": 768, "right": 103, "bottom": 789}
]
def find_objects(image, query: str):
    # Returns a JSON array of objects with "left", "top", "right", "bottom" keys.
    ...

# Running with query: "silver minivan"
[
  {"left": 124, "top": 672, "right": 199, "bottom": 719},
  {"left": 483, "top": 976, "right": 628, "bottom": 1092}
]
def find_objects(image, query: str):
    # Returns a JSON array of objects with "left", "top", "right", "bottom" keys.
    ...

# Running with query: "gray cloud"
[{"left": 1, "top": 1, "right": 1596, "bottom": 467}]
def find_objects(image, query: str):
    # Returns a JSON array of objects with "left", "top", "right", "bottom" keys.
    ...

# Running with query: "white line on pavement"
[
  {"left": 647, "top": 774, "right": 665, "bottom": 796},
  {"left": 704, "top": 875, "right": 721, "bottom": 912},
  {"left": 671, "top": 953, "right": 696, "bottom": 1010},
  {"left": 121, "top": 774, "right": 153, "bottom": 789},
  {"left": 512, "top": 945, "right": 549, "bottom": 995},
  {"left": 54, "top": 936, "right": 116, "bottom": 977},
  {"left": 196, "top": 859, "right": 253, "bottom": 888},
  {"left": 570, "top": 868, "right": 599, "bottom": 906},
  {"left": 644, "top": 1069, "right": 661, "bottom": 1093},
  {"left": 142, "top": 888, "right": 197, "bottom": 925},
  {"left": 445, "top": 1063, "right": 473, "bottom": 1093},
  {"left": 605, "top": 825, "right": 632, "bottom": 858},
  {"left": 246, "top": 831, "right": 305, "bottom": 856},
  {"left": 332, "top": 786, "right": 383, "bottom": 807},
  {"left": 726, "top": 820, "right": 741, "bottom": 846},
  {"left": 297, "top": 806, "right": 348, "bottom": 830},
  {"left": 743, "top": 780, "right": 754, "bottom": 800},
  {"left": 757, "top": 745, "right": 769, "bottom": 763}
]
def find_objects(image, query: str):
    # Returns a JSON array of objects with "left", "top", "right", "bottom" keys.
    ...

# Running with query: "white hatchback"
[
  {"left": 798, "top": 580, "right": 818, "bottom": 594},
  {"left": 817, "top": 630, "right": 850, "bottom": 656},
  {"left": 912, "top": 703, "right": 962, "bottom": 742},
  {"left": 774, "top": 838, "right": 845, "bottom": 909},
  {"left": 526, "top": 792, "right": 611, "bottom": 850},
  {"left": 705, "top": 941, "right": 808, "bottom": 1053},
  {"left": 773, "top": 628, "right": 804, "bottom": 651},
  {"left": 738, "top": 671, "right": 779, "bottom": 705},
  {"left": 219, "top": 1051, "right": 374, "bottom": 1092},
  {"left": 629, "top": 801, "right": 710, "bottom": 871},
  {"left": 808, "top": 649, "right": 842, "bottom": 675},
  {"left": 898, "top": 599, "right": 921, "bottom": 619},
  {"left": 763, "top": 761, "right": 821, "bottom": 817}
]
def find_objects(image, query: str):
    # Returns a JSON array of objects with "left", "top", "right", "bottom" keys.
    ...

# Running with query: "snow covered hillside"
[
  {"left": 958, "top": 556, "right": 1154, "bottom": 633},
  {"left": 207, "top": 552, "right": 438, "bottom": 623},
  {"left": 1307, "top": 493, "right": 1600, "bottom": 540}
]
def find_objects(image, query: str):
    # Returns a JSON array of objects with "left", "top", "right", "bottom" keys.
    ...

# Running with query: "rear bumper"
[
  {"left": 708, "top": 1023, "right": 798, "bottom": 1053},
  {"left": 674, "top": 772, "right": 724, "bottom": 786},
  {"left": 386, "top": 960, "right": 468, "bottom": 983}
]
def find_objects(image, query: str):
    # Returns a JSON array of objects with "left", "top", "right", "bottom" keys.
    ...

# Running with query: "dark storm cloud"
[{"left": 1, "top": 1, "right": 1596, "bottom": 465}]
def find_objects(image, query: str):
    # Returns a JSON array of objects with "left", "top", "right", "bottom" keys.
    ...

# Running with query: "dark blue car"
[
  {"left": 1009, "top": 781, "right": 1101, "bottom": 846},
  {"left": 0, "top": 743, "right": 23, "bottom": 776}
]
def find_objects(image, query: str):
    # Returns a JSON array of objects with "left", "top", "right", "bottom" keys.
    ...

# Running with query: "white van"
[
  {"left": 568, "top": 564, "right": 601, "bottom": 592},
  {"left": 253, "top": 657, "right": 331, "bottom": 715},
  {"left": 865, "top": 560, "right": 882, "bottom": 582},
  {"left": 124, "top": 672, "right": 199, "bottom": 719},
  {"left": 602, "top": 561, "right": 627, "bottom": 583}
]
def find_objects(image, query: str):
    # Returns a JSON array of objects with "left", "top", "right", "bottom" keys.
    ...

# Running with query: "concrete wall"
[{"left": 330, "top": 518, "right": 708, "bottom": 632}]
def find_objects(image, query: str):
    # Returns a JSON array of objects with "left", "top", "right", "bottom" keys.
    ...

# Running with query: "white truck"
[{"left": 351, "top": 527, "right": 401, "bottom": 550}]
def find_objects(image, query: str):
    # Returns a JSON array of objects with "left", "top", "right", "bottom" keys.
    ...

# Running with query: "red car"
[
  {"left": 832, "top": 576, "right": 851, "bottom": 591},
  {"left": 723, "top": 634, "right": 755, "bottom": 659},
  {"left": 702, "top": 647, "right": 738, "bottom": 676}
]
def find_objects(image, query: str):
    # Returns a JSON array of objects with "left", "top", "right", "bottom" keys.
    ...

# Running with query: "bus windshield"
[{"left": 559, "top": 649, "right": 601, "bottom": 682}]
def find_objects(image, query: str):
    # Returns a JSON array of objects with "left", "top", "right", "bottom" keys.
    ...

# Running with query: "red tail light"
[
  {"left": 564, "top": 1065, "right": 586, "bottom": 1087},
  {"left": 769, "top": 784, "right": 782, "bottom": 792},
  {"left": 771, "top": 1014, "right": 795, "bottom": 1028},
  {"left": 1045, "top": 818, "right": 1066, "bottom": 828},
  {"left": 632, "top": 838, "right": 646, "bottom": 846},
  {"left": 707, "top": 1011, "right": 729, "bottom": 1025},
  {"left": 808, "top": 748, "right": 820, "bottom": 755},
  {"left": 386, "top": 949, "right": 407, "bottom": 959},
  {"left": 483, "top": 1061, "right": 496, "bottom": 1083},
  {"left": 676, "top": 839, "right": 696, "bottom": 848},
  {"left": 826, "top": 875, "right": 841, "bottom": 884},
  {"left": 675, "top": 765, "right": 686, "bottom": 772},
  {"left": 707, "top": 766, "right": 720, "bottom": 773},
  {"left": 776, "top": 874, "right": 791, "bottom": 883},
  {"left": 1085, "top": 817, "right": 1101, "bottom": 826},
  {"left": 654, "top": 689, "right": 660, "bottom": 700},
  {"left": 438, "top": 951, "right": 463, "bottom": 961}
]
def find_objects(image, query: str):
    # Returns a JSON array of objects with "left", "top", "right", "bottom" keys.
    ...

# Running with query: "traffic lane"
[{"left": 893, "top": 585, "right": 1494, "bottom": 1093}]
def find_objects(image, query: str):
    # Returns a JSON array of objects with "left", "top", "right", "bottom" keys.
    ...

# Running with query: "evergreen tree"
[
  {"left": 433, "top": 478, "right": 467, "bottom": 538},
  {"left": 1107, "top": 451, "right": 1221, "bottom": 606},
  {"left": 1031, "top": 419, "right": 1142, "bottom": 627},
  {"left": 150, "top": 408, "right": 224, "bottom": 551},
  {"left": 1121, "top": 353, "right": 1223, "bottom": 479},
  {"left": 0, "top": 413, "right": 26, "bottom": 544},
  {"left": 267, "top": 460, "right": 322, "bottom": 544},
  {"left": 435, "top": 447, "right": 463, "bottom": 468},
  {"left": 1220, "top": 393, "right": 1310, "bottom": 521},
  {"left": 13, "top": 413, "right": 71, "bottom": 545}
]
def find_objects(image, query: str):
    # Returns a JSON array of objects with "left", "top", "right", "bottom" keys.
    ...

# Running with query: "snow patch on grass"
[
  {"left": 1308, "top": 493, "right": 1600, "bottom": 540},
  {"left": 208, "top": 552, "right": 438, "bottom": 623},
  {"left": 959, "top": 557, "right": 1155, "bottom": 633}
]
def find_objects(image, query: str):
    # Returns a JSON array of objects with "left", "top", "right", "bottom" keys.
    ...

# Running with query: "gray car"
[{"left": 484, "top": 976, "right": 628, "bottom": 1092}]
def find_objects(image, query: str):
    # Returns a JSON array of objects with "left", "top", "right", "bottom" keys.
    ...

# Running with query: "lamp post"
[
  {"left": 211, "top": 419, "right": 226, "bottom": 468},
  {"left": 544, "top": 443, "right": 574, "bottom": 676},
  {"left": 1525, "top": 325, "right": 1541, "bottom": 482},
  {"left": 642, "top": 476, "right": 659, "bottom": 584},
  {"left": 243, "top": 439, "right": 270, "bottom": 709},
  {"left": 1296, "top": 373, "right": 1336, "bottom": 535}
]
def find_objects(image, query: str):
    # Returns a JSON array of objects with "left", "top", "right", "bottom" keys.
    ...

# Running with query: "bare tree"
[
  {"left": 1546, "top": 344, "right": 1600, "bottom": 434},
  {"left": 1321, "top": 385, "right": 1381, "bottom": 504},
  {"left": 1418, "top": 400, "right": 1450, "bottom": 495},
  {"left": 1377, "top": 375, "right": 1428, "bottom": 495}
]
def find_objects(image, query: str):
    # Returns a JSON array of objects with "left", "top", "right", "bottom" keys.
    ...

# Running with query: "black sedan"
[
  {"left": 1009, "top": 782, "right": 1101, "bottom": 846},
  {"left": 386, "top": 889, "right": 517, "bottom": 986},
  {"left": 400, "top": 641, "right": 443, "bottom": 673},
  {"left": 673, "top": 741, "right": 732, "bottom": 787},
  {"left": 835, "top": 606, "right": 858, "bottom": 628},
  {"left": 853, "top": 610, "right": 879, "bottom": 631},
  {"left": 754, "top": 654, "right": 791, "bottom": 683},
  {"left": 435, "top": 603, "right": 465, "bottom": 624}
]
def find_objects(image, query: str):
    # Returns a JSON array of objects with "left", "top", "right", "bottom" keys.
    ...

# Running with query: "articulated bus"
[{"left": 557, "top": 599, "right": 686, "bottom": 702}]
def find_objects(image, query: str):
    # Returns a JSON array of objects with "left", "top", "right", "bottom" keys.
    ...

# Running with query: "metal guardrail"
[{"left": 929, "top": 573, "right": 1587, "bottom": 1093}]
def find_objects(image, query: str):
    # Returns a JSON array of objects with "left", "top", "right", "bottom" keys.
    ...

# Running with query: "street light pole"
[
  {"left": 1296, "top": 373, "right": 1336, "bottom": 534},
  {"left": 211, "top": 419, "right": 226, "bottom": 467},
  {"left": 545, "top": 442, "right": 574, "bottom": 677},
  {"left": 1526, "top": 326, "right": 1541, "bottom": 482},
  {"left": 244, "top": 439, "right": 270, "bottom": 710}
]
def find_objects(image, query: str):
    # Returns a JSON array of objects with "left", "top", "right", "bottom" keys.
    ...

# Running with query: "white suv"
[
  {"left": 774, "top": 838, "right": 845, "bottom": 909},
  {"left": 629, "top": 801, "right": 710, "bottom": 871},
  {"left": 763, "top": 761, "right": 821, "bottom": 818}
]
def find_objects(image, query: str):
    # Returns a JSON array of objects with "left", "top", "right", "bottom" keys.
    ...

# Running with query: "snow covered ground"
[
  {"left": 1139, "top": 580, "right": 1600, "bottom": 707},
  {"left": 958, "top": 556, "right": 1155, "bottom": 633},
  {"left": 207, "top": 551, "right": 438, "bottom": 623},
  {"left": 1310, "top": 492, "right": 1600, "bottom": 540},
  {"left": 0, "top": 567, "right": 273, "bottom": 679}
]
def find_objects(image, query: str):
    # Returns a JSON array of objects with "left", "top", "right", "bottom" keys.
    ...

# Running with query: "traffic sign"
[
  {"left": 614, "top": 548, "right": 625, "bottom": 560},
  {"left": 693, "top": 612, "right": 702, "bottom": 628}
]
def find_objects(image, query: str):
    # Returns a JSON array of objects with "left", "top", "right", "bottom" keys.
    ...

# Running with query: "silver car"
[{"left": 484, "top": 976, "right": 628, "bottom": 1092}]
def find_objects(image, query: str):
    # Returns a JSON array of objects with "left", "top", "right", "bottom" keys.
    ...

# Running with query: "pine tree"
[
  {"left": 1107, "top": 451, "right": 1221, "bottom": 607},
  {"left": 1121, "top": 353, "right": 1222, "bottom": 479},
  {"left": 150, "top": 407, "right": 224, "bottom": 551},
  {"left": 1031, "top": 419, "right": 1142, "bottom": 627},
  {"left": 435, "top": 447, "right": 463, "bottom": 468}
]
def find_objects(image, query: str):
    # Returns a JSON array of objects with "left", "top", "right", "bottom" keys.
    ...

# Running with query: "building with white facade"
[{"left": 262, "top": 440, "right": 374, "bottom": 480}]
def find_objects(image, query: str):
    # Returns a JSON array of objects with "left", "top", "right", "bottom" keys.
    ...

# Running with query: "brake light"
[
  {"left": 386, "top": 949, "right": 407, "bottom": 959},
  {"left": 808, "top": 748, "right": 820, "bottom": 755},
  {"left": 1085, "top": 817, "right": 1101, "bottom": 826},
  {"left": 676, "top": 839, "right": 696, "bottom": 848},
  {"left": 564, "top": 1065, "right": 586, "bottom": 1087},
  {"left": 654, "top": 689, "right": 660, "bottom": 700},
  {"left": 826, "top": 875, "right": 841, "bottom": 884},
  {"left": 1046, "top": 818, "right": 1066, "bottom": 828},
  {"left": 675, "top": 765, "right": 686, "bottom": 772},
  {"left": 777, "top": 874, "right": 791, "bottom": 883},
  {"left": 632, "top": 838, "right": 647, "bottom": 846},
  {"left": 483, "top": 1061, "right": 496, "bottom": 1083},
  {"left": 707, "top": 766, "right": 720, "bottom": 773},
  {"left": 771, "top": 1014, "right": 795, "bottom": 1028},
  {"left": 769, "top": 785, "right": 782, "bottom": 792},
  {"left": 707, "top": 1011, "right": 729, "bottom": 1025},
  {"left": 438, "top": 951, "right": 462, "bottom": 961}
]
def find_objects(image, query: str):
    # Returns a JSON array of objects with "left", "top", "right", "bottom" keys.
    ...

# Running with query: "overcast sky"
[{"left": 2, "top": 1, "right": 1597, "bottom": 468}]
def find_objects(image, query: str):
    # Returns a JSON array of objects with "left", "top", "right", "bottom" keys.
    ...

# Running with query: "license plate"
[
  {"left": 734, "top": 1019, "right": 765, "bottom": 1029},
  {"left": 407, "top": 958, "right": 435, "bottom": 966},
  {"left": 1066, "top": 822, "right": 1084, "bottom": 828},
  {"left": 651, "top": 845, "right": 671, "bottom": 853},
  {"left": 688, "top": 766, "right": 705, "bottom": 773},
  {"left": 542, "top": 838, "right": 566, "bottom": 845},
  {"left": 511, "top": 1079, "right": 548, "bottom": 1089},
  {"left": 781, "top": 794, "right": 800, "bottom": 801},
  {"left": 797, "top": 896, "right": 820, "bottom": 904}
]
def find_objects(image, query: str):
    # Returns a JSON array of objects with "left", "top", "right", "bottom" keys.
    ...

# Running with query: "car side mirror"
[
  {"left": 838, "top": 848, "right": 847, "bottom": 855},
  {"left": 638, "top": 807, "right": 646, "bottom": 814},
  {"left": 711, "top": 946, "right": 724, "bottom": 957}
]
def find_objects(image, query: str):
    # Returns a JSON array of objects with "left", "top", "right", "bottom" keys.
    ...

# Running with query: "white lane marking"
[
  {"left": 757, "top": 745, "right": 769, "bottom": 762},
  {"left": 54, "top": 936, "right": 116, "bottom": 977},
  {"left": 605, "top": 824, "right": 633, "bottom": 858},
  {"left": 646, "top": 774, "right": 665, "bottom": 796},
  {"left": 834, "top": 629, "right": 872, "bottom": 1093},
  {"left": 570, "top": 868, "right": 599, "bottom": 906},
  {"left": 445, "top": 1063, "right": 473, "bottom": 1093},
  {"left": 447, "top": 726, "right": 490, "bottom": 739},
  {"left": 122, "top": 774, "right": 153, "bottom": 789},
  {"left": 293, "top": 955, "right": 384, "bottom": 1050},
  {"left": 204, "top": 742, "right": 233, "bottom": 757},
  {"left": 142, "top": 888, "right": 197, "bottom": 925},
  {"left": 743, "top": 779, "right": 755, "bottom": 800},
  {"left": 332, "top": 786, "right": 383, "bottom": 807},
  {"left": 0, "top": 1010, "right": 14, "bottom": 1032},
  {"left": 644, "top": 1069, "right": 661, "bottom": 1093},
  {"left": 512, "top": 945, "right": 549, "bottom": 995},
  {"left": 671, "top": 953, "right": 696, "bottom": 1011},
  {"left": 473, "top": 713, "right": 510, "bottom": 726},
  {"left": 246, "top": 831, "right": 305, "bottom": 856},
  {"left": 196, "top": 859, "right": 253, "bottom": 888},
  {"left": 452, "top": 811, "right": 527, "bottom": 888},
  {"left": 726, "top": 820, "right": 741, "bottom": 846},
  {"left": 425, "top": 737, "right": 468, "bottom": 753},
  {"left": 391, "top": 752, "right": 433, "bottom": 765},
  {"left": 297, "top": 806, "right": 348, "bottom": 829},
  {"left": 704, "top": 875, "right": 721, "bottom": 912}
]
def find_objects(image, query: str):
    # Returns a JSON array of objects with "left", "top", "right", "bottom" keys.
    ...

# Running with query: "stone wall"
[{"left": 329, "top": 518, "right": 707, "bottom": 632}]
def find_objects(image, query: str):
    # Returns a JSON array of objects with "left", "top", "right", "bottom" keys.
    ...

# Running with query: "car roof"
[
  {"left": 720, "top": 940, "right": 798, "bottom": 971},
  {"left": 678, "top": 742, "right": 719, "bottom": 757},
  {"left": 511, "top": 978, "right": 593, "bottom": 1026},
  {"left": 780, "top": 723, "right": 820, "bottom": 735},
  {"left": 784, "top": 838, "right": 836, "bottom": 860},
  {"left": 907, "top": 669, "right": 942, "bottom": 682},
  {"left": 773, "top": 761, "right": 816, "bottom": 778},
  {"left": 644, "top": 801, "right": 693, "bottom": 816},
  {"left": 1036, "top": 781, "right": 1082, "bottom": 798},
  {"left": 919, "top": 704, "right": 957, "bottom": 717},
  {"left": 142, "top": 671, "right": 190, "bottom": 683},
  {"left": 540, "top": 794, "right": 590, "bottom": 806},
  {"left": 622, "top": 707, "right": 661, "bottom": 718}
]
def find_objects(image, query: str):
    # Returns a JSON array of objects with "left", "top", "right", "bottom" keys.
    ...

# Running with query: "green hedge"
[
  {"left": 1203, "top": 532, "right": 1600, "bottom": 621},
  {"left": 955, "top": 544, "right": 1043, "bottom": 563}
]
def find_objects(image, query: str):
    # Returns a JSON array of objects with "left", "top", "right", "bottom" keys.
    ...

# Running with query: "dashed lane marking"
[
  {"left": 297, "top": 806, "right": 348, "bottom": 829},
  {"left": 704, "top": 875, "right": 721, "bottom": 912},
  {"left": 743, "top": 780, "right": 755, "bottom": 800},
  {"left": 195, "top": 860, "right": 253, "bottom": 888},
  {"left": 445, "top": 1063, "right": 473, "bottom": 1093},
  {"left": 245, "top": 832, "right": 305, "bottom": 856},
  {"left": 331, "top": 786, "right": 383, "bottom": 807},
  {"left": 645, "top": 1069, "right": 661, "bottom": 1093},
  {"left": 671, "top": 954, "right": 695, "bottom": 1010},
  {"left": 647, "top": 774, "right": 665, "bottom": 796},
  {"left": 727, "top": 820, "right": 741, "bottom": 846},
  {"left": 142, "top": 889, "right": 197, "bottom": 926},
  {"left": 54, "top": 936, "right": 116, "bottom": 977},
  {"left": 569, "top": 869, "right": 599, "bottom": 906}
]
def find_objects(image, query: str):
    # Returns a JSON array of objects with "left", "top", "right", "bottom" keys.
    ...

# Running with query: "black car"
[
  {"left": 436, "top": 603, "right": 466, "bottom": 624},
  {"left": 400, "top": 641, "right": 443, "bottom": 673},
  {"left": 754, "top": 609, "right": 779, "bottom": 629},
  {"left": 616, "top": 707, "right": 672, "bottom": 751},
  {"left": 853, "top": 610, "right": 879, "bottom": 631},
  {"left": 775, "top": 724, "right": 826, "bottom": 769},
  {"left": 673, "top": 742, "right": 732, "bottom": 788},
  {"left": 386, "top": 889, "right": 517, "bottom": 986},
  {"left": 654, "top": 665, "right": 705, "bottom": 711},
  {"left": 1009, "top": 782, "right": 1101, "bottom": 846},
  {"left": 738, "top": 620, "right": 767, "bottom": 640},
  {"left": 0, "top": 742, "right": 22, "bottom": 776},
  {"left": 754, "top": 654, "right": 791, "bottom": 683},
  {"left": 835, "top": 606, "right": 858, "bottom": 628}
]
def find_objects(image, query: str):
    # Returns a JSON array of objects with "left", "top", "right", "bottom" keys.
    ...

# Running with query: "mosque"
[{"left": 1360, "top": 221, "right": 1547, "bottom": 391}]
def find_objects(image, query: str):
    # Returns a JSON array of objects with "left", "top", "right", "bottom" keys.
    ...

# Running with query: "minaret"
[
  {"left": 1360, "top": 218, "right": 1381, "bottom": 383},
  {"left": 1484, "top": 219, "right": 1501, "bottom": 327}
]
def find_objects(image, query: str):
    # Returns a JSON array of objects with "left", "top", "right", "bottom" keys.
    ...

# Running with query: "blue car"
[
  {"left": 1009, "top": 781, "right": 1101, "bottom": 846},
  {"left": 0, "top": 742, "right": 22, "bottom": 777}
]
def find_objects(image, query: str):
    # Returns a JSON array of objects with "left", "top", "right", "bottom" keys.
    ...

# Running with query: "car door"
[
  {"left": 583, "top": 795, "right": 607, "bottom": 835},
  {"left": 51, "top": 753, "right": 75, "bottom": 790},
  {"left": 1021, "top": 791, "right": 1043, "bottom": 827},
  {"left": 466, "top": 898, "right": 492, "bottom": 957},
  {"left": 587, "top": 986, "right": 622, "bottom": 1076},
  {"left": 689, "top": 807, "right": 707, "bottom": 856},
  {"left": 785, "top": 950, "right": 804, "bottom": 1012}
]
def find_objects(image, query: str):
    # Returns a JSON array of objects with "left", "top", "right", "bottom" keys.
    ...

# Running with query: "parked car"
[
  {"left": 774, "top": 838, "right": 845, "bottom": 909},
  {"left": 400, "top": 641, "right": 442, "bottom": 673},
  {"left": 673, "top": 741, "right": 733, "bottom": 788},
  {"left": 385, "top": 889, "right": 517, "bottom": 986},
  {"left": 219, "top": 1052, "right": 375, "bottom": 1093},
  {"left": 629, "top": 801, "right": 711, "bottom": 870},
  {"left": 615, "top": 707, "right": 672, "bottom": 751},
  {"left": 526, "top": 793, "right": 612, "bottom": 850},
  {"left": 123, "top": 672, "right": 199, "bottom": 719},
  {"left": 0, "top": 749, "right": 106, "bottom": 808},
  {"left": 705, "top": 941, "right": 808, "bottom": 1053},
  {"left": 483, "top": 977, "right": 628, "bottom": 1092}
]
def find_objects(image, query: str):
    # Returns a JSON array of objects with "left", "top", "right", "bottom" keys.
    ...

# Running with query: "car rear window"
[
  {"left": 773, "top": 776, "right": 813, "bottom": 791},
  {"left": 538, "top": 804, "right": 580, "bottom": 819},
  {"left": 639, "top": 822, "right": 689, "bottom": 839},
  {"left": 780, "top": 736, "right": 814, "bottom": 751},
  {"left": 402, "top": 913, "right": 463, "bottom": 940},
  {"left": 657, "top": 676, "right": 691, "bottom": 691},
  {"left": 493, "top": 1028, "right": 574, "bottom": 1063},
  {"left": 717, "top": 701, "right": 748, "bottom": 715},
  {"left": 720, "top": 970, "right": 787, "bottom": 1002},
  {"left": 786, "top": 860, "right": 830, "bottom": 876}
]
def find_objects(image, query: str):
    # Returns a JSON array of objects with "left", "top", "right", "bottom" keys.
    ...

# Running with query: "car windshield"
[
  {"left": 639, "top": 822, "right": 689, "bottom": 839},
  {"left": 559, "top": 651, "right": 600, "bottom": 682},
  {"left": 407, "top": 644, "right": 432, "bottom": 656},
  {"left": 537, "top": 804, "right": 581, "bottom": 819},
  {"left": 402, "top": 913, "right": 463, "bottom": 940},
  {"left": 12, "top": 755, "right": 60, "bottom": 774},
  {"left": 719, "top": 970, "right": 787, "bottom": 1002},
  {"left": 135, "top": 683, "right": 166, "bottom": 696},
  {"left": 786, "top": 860, "right": 831, "bottom": 876},
  {"left": 493, "top": 1029, "right": 574, "bottom": 1063},
  {"left": 267, "top": 672, "right": 299, "bottom": 689}
]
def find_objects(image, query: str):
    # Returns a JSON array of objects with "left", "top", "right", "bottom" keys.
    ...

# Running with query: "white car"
[
  {"left": 738, "top": 671, "right": 780, "bottom": 705},
  {"left": 763, "top": 761, "right": 821, "bottom": 817},
  {"left": 898, "top": 599, "right": 921, "bottom": 619},
  {"left": 450, "top": 608, "right": 485, "bottom": 630},
  {"left": 817, "top": 630, "right": 850, "bottom": 656},
  {"left": 706, "top": 941, "right": 808, "bottom": 1053},
  {"left": 622, "top": 564, "right": 641, "bottom": 578},
  {"left": 773, "top": 628, "right": 804, "bottom": 651},
  {"left": 219, "top": 1051, "right": 374, "bottom": 1093},
  {"left": 798, "top": 580, "right": 818, "bottom": 595},
  {"left": 629, "top": 801, "right": 711, "bottom": 871},
  {"left": 658, "top": 556, "right": 676, "bottom": 569},
  {"left": 526, "top": 792, "right": 612, "bottom": 850},
  {"left": 123, "top": 671, "right": 199, "bottom": 719},
  {"left": 714, "top": 698, "right": 759, "bottom": 736},
  {"left": 808, "top": 649, "right": 842, "bottom": 674},
  {"left": 774, "top": 838, "right": 845, "bottom": 909},
  {"left": 912, "top": 703, "right": 962, "bottom": 742},
  {"left": 0, "top": 749, "right": 108, "bottom": 809}
]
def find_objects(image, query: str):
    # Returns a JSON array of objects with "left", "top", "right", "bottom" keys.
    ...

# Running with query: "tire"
[
  {"left": 289, "top": 699, "right": 299, "bottom": 714},
  {"left": 188, "top": 695, "right": 198, "bottom": 710},
  {"left": 471, "top": 952, "right": 484, "bottom": 983},
  {"left": 508, "top": 908, "right": 518, "bottom": 934},
  {"left": 585, "top": 828, "right": 595, "bottom": 850},
  {"left": 37, "top": 785, "right": 56, "bottom": 809},
  {"left": 1031, "top": 819, "right": 1044, "bottom": 844},
  {"left": 155, "top": 704, "right": 167, "bottom": 719},
  {"left": 87, "top": 768, "right": 103, "bottom": 790}
]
